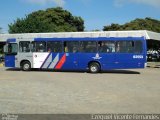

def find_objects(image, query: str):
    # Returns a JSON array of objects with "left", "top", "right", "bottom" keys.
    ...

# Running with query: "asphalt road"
[{"left": 0, "top": 67, "right": 160, "bottom": 114}]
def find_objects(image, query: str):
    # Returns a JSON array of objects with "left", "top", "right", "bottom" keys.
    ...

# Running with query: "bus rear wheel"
[
  {"left": 89, "top": 62, "right": 100, "bottom": 73},
  {"left": 21, "top": 61, "right": 31, "bottom": 71}
]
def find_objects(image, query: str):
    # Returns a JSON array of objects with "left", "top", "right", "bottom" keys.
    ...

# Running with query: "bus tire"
[
  {"left": 21, "top": 61, "right": 31, "bottom": 71},
  {"left": 89, "top": 62, "right": 100, "bottom": 73}
]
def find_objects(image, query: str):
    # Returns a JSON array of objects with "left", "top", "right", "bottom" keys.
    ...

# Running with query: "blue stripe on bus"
[{"left": 7, "top": 39, "right": 16, "bottom": 43}]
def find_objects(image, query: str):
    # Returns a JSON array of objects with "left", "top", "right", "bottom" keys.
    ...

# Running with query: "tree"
[
  {"left": 103, "top": 17, "right": 160, "bottom": 33},
  {"left": 9, "top": 7, "right": 84, "bottom": 33},
  {"left": 103, "top": 23, "right": 121, "bottom": 31}
]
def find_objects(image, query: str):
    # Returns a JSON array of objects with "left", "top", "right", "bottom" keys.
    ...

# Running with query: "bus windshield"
[{"left": 4, "top": 43, "right": 18, "bottom": 55}]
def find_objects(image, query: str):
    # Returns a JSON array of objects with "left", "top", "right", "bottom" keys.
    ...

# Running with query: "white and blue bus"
[{"left": 4, "top": 32, "right": 147, "bottom": 73}]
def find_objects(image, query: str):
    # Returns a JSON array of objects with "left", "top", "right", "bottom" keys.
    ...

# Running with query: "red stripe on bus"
[{"left": 55, "top": 54, "right": 66, "bottom": 69}]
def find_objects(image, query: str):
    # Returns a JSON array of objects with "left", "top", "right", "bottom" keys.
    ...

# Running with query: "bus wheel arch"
[
  {"left": 88, "top": 61, "right": 101, "bottom": 73},
  {"left": 20, "top": 60, "right": 31, "bottom": 71}
]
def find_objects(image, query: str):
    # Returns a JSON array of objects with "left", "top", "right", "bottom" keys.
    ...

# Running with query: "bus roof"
[{"left": 0, "top": 30, "right": 160, "bottom": 42}]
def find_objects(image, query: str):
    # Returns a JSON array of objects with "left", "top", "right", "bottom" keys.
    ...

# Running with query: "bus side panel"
[
  {"left": 59, "top": 53, "right": 92, "bottom": 70},
  {"left": 70, "top": 53, "right": 111, "bottom": 70},
  {"left": 5, "top": 55, "right": 15, "bottom": 67},
  {"left": 62, "top": 53, "right": 79, "bottom": 70},
  {"left": 33, "top": 52, "right": 51, "bottom": 68},
  {"left": 16, "top": 52, "right": 34, "bottom": 68},
  {"left": 115, "top": 54, "right": 145, "bottom": 69},
  {"left": 50, "top": 53, "right": 65, "bottom": 70},
  {"left": 36, "top": 53, "right": 65, "bottom": 70},
  {"left": 114, "top": 39, "right": 147, "bottom": 69},
  {"left": 76, "top": 53, "right": 97, "bottom": 70},
  {"left": 66, "top": 53, "right": 117, "bottom": 71},
  {"left": 99, "top": 53, "right": 117, "bottom": 70}
]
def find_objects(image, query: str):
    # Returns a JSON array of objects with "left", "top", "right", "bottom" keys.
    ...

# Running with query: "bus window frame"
[
  {"left": 64, "top": 41, "right": 80, "bottom": 53},
  {"left": 98, "top": 41, "right": 116, "bottom": 53},
  {"left": 115, "top": 40, "right": 143, "bottom": 54},
  {"left": 19, "top": 41, "right": 31, "bottom": 53},
  {"left": 47, "top": 41, "right": 63, "bottom": 53},
  {"left": 79, "top": 41, "right": 98, "bottom": 53},
  {"left": 5, "top": 43, "right": 18, "bottom": 55},
  {"left": 31, "top": 41, "right": 47, "bottom": 53}
]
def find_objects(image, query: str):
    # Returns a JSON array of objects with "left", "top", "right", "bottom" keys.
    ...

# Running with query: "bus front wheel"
[
  {"left": 89, "top": 62, "right": 100, "bottom": 73},
  {"left": 21, "top": 61, "right": 31, "bottom": 71}
]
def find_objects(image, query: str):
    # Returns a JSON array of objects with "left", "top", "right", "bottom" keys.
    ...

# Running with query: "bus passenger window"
[
  {"left": 47, "top": 41, "right": 62, "bottom": 53},
  {"left": 37, "top": 42, "right": 46, "bottom": 52},
  {"left": 99, "top": 42, "right": 109, "bottom": 53},
  {"left": 127, "top": 41, "right": 134, "bottom": 53},
  {"left": 65, "top": 41, "right": 79, "bottom": 53},
  {"left": 47, "top": 48, "right": 51, "bottom": 52},
  {"left": 32, "top": 42, "right": 46, "bottom": 52},
  {"left": 98, "top": 41, "right": 115, "bottom": 53},
  {"left": 73, "top": 46, "right": 78, "bottom": 53},
  {"left": 19, "top": 41, "right": 30, "bottom": 52},
  {"left": 116, "top": 41, "right": 136, "bottom": 53},
  {"left": 134, "top": 41, "right": 143, "bottom": 53},
  {"left": 64, "top": 46, "right": 68, "bottom": 53},
  {"left": 116, "top": 41, "right": 127, "bottom": 53},
  {"left": 116, "top": 42, "right": 121, "bottom": 52},
  {"left": 79, "top": 41, "right": 97, "bottom": 53},
  {"left": 64, "top": 42, "right": 68, "bottom": 52}
]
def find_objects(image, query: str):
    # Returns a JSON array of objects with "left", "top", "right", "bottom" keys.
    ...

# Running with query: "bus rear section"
[{"left": 98, "top": 39, "right": 147, "bottom": 70}]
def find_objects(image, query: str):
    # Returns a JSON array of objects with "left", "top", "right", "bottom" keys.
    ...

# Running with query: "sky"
[{"left": 0, "top": 0, "right": 160, "bottom": 33}]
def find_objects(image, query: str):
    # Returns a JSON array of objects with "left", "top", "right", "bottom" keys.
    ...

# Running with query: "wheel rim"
[
  {"left": 91, "top": 65, "right": 97, "bottom": 72},
  {"left": 24, "top": 64, "right": 30, "bottom": 70}
]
